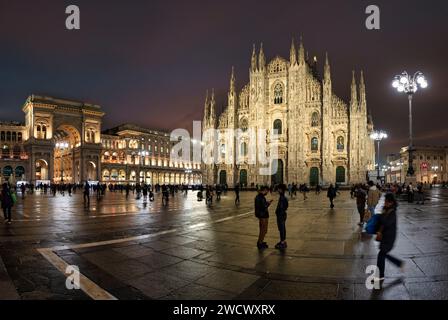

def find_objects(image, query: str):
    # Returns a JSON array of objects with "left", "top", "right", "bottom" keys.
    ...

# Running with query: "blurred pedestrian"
[{"left": 375, "top": 193, "right": 404, "bottom": 287}]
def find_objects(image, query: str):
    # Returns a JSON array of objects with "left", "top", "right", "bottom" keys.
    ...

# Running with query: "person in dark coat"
[
  {"left": 255, "top": 186, "right": 273, "bottom": 249},
  {"left": 234, "top": 183, "right": 240, "bottom": 205},
  {"left": 327, "top": 184, "right": 337, "bottom": 209},
  {"left": 375, "top": 193, "right": 404, "bottom": 286},
  {"left": 1, "top": 183, "right": 13, "bottom": 224},
  {"left": 355, "top": 184, "right": 367, "bottom": 226},
  {"left": 83, "top": 181, "right": 90, "bottom": 206},
  {"left": 275, "top": 184, "right": 289, "bottom": 249}
]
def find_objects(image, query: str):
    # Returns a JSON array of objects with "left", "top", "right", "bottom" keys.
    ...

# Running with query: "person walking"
[
  {"left": 234, "top": 183, "right": 240, "bottom": 205},
  {"left": 375, "top": 193, "right": 404, "bottom": 288},
  {"left": 1, "top": 183, "right": 14, "bottom": 224},
  {"left": 20, "top": 183, "right": 26, "bottom": 199},
  {"left": 355, "top": 184, "right": 367, "bottom": 226},
  {"left": 275, "top": 184, "right": 288, "bottom": 249},
  {"left": 83, "top": 181, "right": 90, "bottom": 207},
  {"left": 367, "top": 180, "right": 381, "bottom": 217},
  {"left": 255, "top": 186, "right": 273, "bottom": 249},
  {"left": 327, "top": 184, "right": 336, "bottom": 209}
]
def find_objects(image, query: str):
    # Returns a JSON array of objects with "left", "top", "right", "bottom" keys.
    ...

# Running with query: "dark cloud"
[{"left": 0, "top": 0, "right": 447, "bottom": 159}]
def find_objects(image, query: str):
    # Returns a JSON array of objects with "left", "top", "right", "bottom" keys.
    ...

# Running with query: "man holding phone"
[{"left": 255, "top": 186, "right": 273, "bottom": 249}]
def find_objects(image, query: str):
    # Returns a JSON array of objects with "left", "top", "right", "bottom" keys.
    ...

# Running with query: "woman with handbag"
[{"left": 375, "top": 193, "right": 404, "bottom": 287}]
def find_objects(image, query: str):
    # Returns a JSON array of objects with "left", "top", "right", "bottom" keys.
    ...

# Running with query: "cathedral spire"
[
  {"left": 229, "top": 66, "right": 236, "bottom": 94},
  {"left": 290, "top": 38, "right": 297, "bottom": 66},
  {"left": 324, "top": 52, "right": 331, "bottom": 82},
  {"left": 258, "top": 43, "right": 266, "bottom": 71},
  {"left": 210, "top": 88, "right": 216, "bottom": 122},
  {"left": 251, "top": 44, "right": 257, "bottom": 72},
  {"left": 350, "top": 71, "right": 358, "bottom": 108},
  {"left": 359, "top": 70, "right": 366, "bottom": 110},
  {"left": 203, "top": 90, "right": 209, "bottom": 123},
  {"left": 298, "top": 36, "right": 305, "bottom": 65}
]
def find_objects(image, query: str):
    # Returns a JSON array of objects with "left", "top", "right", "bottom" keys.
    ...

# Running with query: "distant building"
[
  {"left": 0, "top": 95, "right": 202, "bottom": 185},
  {"left": 385, "top": 146, "right": 447, "bottom": 184}
]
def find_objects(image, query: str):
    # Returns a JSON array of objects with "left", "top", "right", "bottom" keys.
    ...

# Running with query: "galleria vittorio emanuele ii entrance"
[{"left": 22, "top": 95, "right": 104, "bottom": 184}]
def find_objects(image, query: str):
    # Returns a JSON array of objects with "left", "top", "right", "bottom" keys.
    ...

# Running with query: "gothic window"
[
  {"left": 220, "top": 144, "right": 226, "bottom": 159},
  {"left": 311, "top": 112, "right": 320, "bottom": 127},
  {"left": 240, "top": 142, "right": 248, "bottom": 157},
  {"left": 273, "top": 119, "right": 282, "bottom": 135},
  {"left": 240, "top": 118, "right": 248, "bottom": 132},
  {"left": 311, "top": 137, "right": 319, "bottom": 152},
  {"left": 274, "top": 83, "right": 284, "bottom": 105},
  {"left": 337, "top": 136, "right": 345, "bottom": 151}
]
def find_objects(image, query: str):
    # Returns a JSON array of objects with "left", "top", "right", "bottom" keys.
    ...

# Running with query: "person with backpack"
[
  {"left": 255, "top": 186, "right": 273, "bottom": 249},
  {"left": 367, "top": 180, "right": 381, "bottom": 217},
  {"left": 327, "top": 184, "right": 337, "bottom": 209},
  {"left": 1, "top": 183, "right": 14, "bottom": 224},
  {"left": 275, "top": 184, "right": 288, "bottom": 249},
  {"left": 374, "top": 193, "right": 404, "bottom": 288}
]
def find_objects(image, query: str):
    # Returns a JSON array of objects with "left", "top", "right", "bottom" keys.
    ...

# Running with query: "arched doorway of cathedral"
[
  {"left": 35, "top": 159, "right": 49, "bottom": 182},
  {"left": 310, "top": 167, "right": 319, "bottom": 186},
  {"left": 336, "top": 166, "right": 346, "bottom": 184},
  {"left": 87, "top": 162, "right": 97, "bottom": 181},
  {"left": 219, "top": 170, "right": 227, "bottom": 185},
  {"left": 239, "top": 169, "right": 248, "bottom": 187},
  {"left": 53, "top": 125, "right": 82, "bottom": 184},
  {"left": 271, "top": 160, "right": 284, "bottom": 185}
]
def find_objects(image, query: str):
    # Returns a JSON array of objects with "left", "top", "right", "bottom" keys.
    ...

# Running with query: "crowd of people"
[{"left": 1, "top": 177, "right": 442, "bottom": 290}]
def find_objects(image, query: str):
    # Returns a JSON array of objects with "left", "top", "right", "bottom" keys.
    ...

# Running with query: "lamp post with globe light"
[
  {"left": 370, "top": 130, "right": 388, "bottom": 181},
  {"left": 392, "top": 71, "right": 428, "bottom": 180}
]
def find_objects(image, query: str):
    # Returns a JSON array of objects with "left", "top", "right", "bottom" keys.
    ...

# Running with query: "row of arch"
[
  {"left": 0, "top": 165, "right": 26, "bottom": 179},
  {"left": 218, "top": 166, "right": 347, "bottom": 187},
  {"left": 101, "top": 169, "right": 202, "bottom": 185}
]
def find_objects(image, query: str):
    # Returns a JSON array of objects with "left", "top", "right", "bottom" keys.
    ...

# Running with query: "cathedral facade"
[{"left": 202, "top": 40, "right": 375, "bottom": 187}]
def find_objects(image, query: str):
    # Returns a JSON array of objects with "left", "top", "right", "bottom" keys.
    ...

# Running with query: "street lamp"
[
  {"left": 55, "top": 142, "right": 69, "bottom": 183},
  {"left": 370, "top": 130, "right": 388, "bottom": 180},
  {"left": 392, "top": 71, "right": 428, "bottom": 178}
]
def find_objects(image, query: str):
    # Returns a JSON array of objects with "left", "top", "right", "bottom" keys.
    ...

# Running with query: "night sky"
[{"left": 0, "top": 0, "right": 447, "bottom": 158}]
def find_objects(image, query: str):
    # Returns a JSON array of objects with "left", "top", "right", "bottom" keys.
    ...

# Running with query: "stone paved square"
[{"left": 1, "top": 188, "right": 448, "bottom": 300}]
